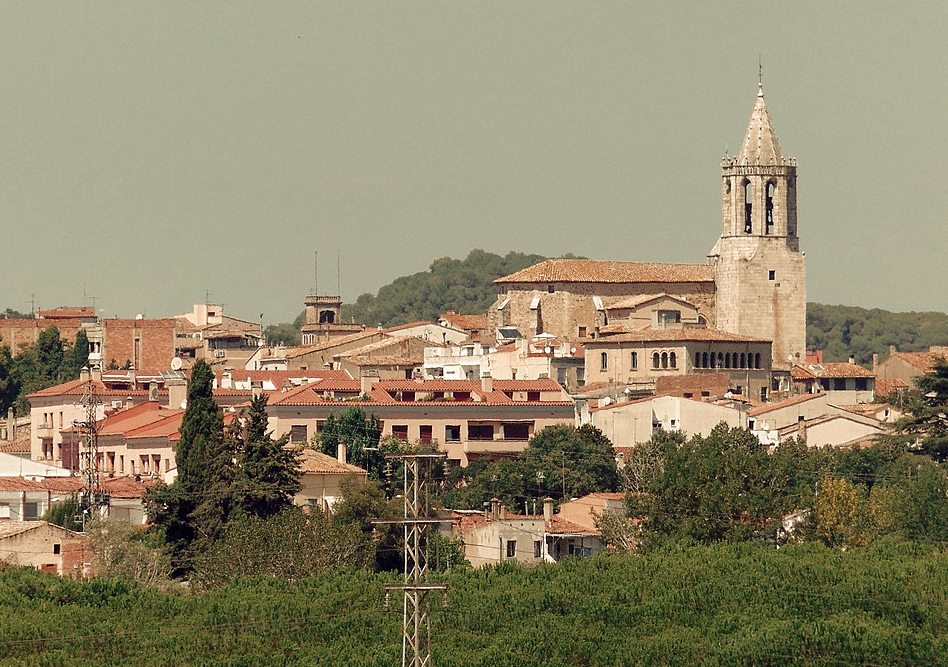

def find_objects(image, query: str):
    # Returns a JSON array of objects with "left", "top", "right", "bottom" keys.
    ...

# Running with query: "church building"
[{"left": 486, "top": 82, "right": 806, "bottom": 385}]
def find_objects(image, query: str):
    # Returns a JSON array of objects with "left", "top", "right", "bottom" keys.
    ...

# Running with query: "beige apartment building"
[{"left": 266, "top": 377, "right": 575, "bottom": 465}]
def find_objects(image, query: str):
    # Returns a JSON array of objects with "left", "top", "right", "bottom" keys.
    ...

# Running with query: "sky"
[{"left": 2, "top": 2, "right": 947, "bottom": 324}]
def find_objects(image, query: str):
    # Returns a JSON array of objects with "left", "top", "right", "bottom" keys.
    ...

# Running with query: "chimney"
[
  {"left": 168, "top": 381, "right": 187, "bottom": 409},
  {"left": 499, "top": 504, "right": 507, "bottom": 521},
  {"left": 6, "top": 408, "right": 14, "bottom": 442},
  {"left": 848, "top": 356, "right": 855, "bottom": 365},
  {"left": 251, "top": 380, "right": 263, "bottom": 400},
  {"left": 148, "top": 382, "right": 159, "bottom": 402},
  {"left": 80, "top": 366, "right": 90, "bottom": 382},
  {"left": 481, "top": 372, "right": 493, "bottom": 394},
  {"left": 360, "top": 370, "right": 379, "bottom": 396},
  {"left": 221, "top": 370, "right": 233, "bottom": 389},
  {"left": 872, "top": 353, "right": 879, "bottom": 372},
  {"left": 543, "top": 497, "right": 553, "bottom": 524},
  {"left": 337, "top": 442, "right": 347, "bottom": 465},
  {"left": 125, "top": 396, "right": 134, "bottom": 410},
  {"left": 91, "top": 366, "right": 102, "bottom": 382},
  {"left": 889, "top": 345, "right": 897, "bottom": 355},
  {"left": 490, "top": 497, "right": 500, "bottom": 521}
]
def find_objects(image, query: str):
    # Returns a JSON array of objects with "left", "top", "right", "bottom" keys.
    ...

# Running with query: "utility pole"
[
  {"left": 75, "top": 381, "right": 108, "bottom": 528},
  {"left": 376, "top": 452, "right": 447, "bottom": 667}
]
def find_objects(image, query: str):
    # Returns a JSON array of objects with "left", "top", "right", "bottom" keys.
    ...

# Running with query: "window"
[
  {"left": 669, "top": 352, "right": 677, "bottom": 369},
  {"left": 534, "top": 541, "right": 542, "bottom": 558},
  {"left": 290, "top": 425, "right": 308, "bottom": 443},
  {"left": 739, "top": 352, "right": 746, "bottom": 369},
  {"left": 760, "top": 386, "right": 768, "bottom": 401},
  {"left": 755, "top": 353, "right": 762, "bottom": 369},
  {"left": 506, "top": 540, "right": 517, "bottom": 558},
  {"left": 717, "top": 352, "right": 724, "bottom": 368},
  {"left": 833, "top": 379, "right": 846, "bottom": 391},
  {"left": 392, "top": 425, "right": 409, "bottom": 441},
  {"left": 725, "top": 353, "right": 731, "bottom": 369},
  {"left": 547, "top": 284, "right": 555, "bottom": 293},
  {"left": 855, "top": 378, "right": 869, "bottom": 391},
  {"left": 652, "top": 352, "right": 660, "bottom": 369},
  {"left": 768, "top": 270, "right": 776, "bottom": 281},
  {"left": 419, "top": 425, "right": 432, "bottom": 445},
  {"left": 527, "top": 391, "right": 540, "bottom": 402},
  {"left": 743, "top": 179, "right": 753, "bottom": 233},
  {"left": 502, "top": 422, "right": 530, "bottom": 440},
  {"left": 631, "top": 351, "right": 638, "bottom": 370},
  {"left": 468, "top": 424, "right": 494, "bottom": 441},
  {"left": 661, "top": 352, "right": 668, "bottom": 369},
  {"left": 765, "top": 182, "right": 775, "bottom": 234},
  {"left": 703, "top": 352, "right": 710, "bottom": 368},
  {"left": 600, "top": 352, "right": 608, "bottom": 371},
  {"left": 694, "top": 352, "right": 701, "bottom": 368},
  {"left": 24, "top": 502, "right": 38, "bottom": 521},
  {"left": 748, "top": 419, "right": 756, "bottom": 430},
  {"left": 445, "top": 425, "right": 461, "bottom": 442},
  {"left": 53, "top": 544, "right": 61, "bottom": 555},
  {"left": 578, "top": 326, "right": 587, "bottom": 338}
]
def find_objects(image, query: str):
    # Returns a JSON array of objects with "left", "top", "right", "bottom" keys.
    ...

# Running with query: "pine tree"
[
  {"left": 897, "top": 358, "right": 948, "bottom": 461},
  {"left": 61, "top": 329, "right": 90, "bottom": 380},
  {"left": 232, "top": 395, "right": 301, "bottom": 518},
  {"left": 147, "top": 360, "right": 231, "bottom": 574}
]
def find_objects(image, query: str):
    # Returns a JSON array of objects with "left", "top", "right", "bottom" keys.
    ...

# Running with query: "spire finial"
[{"left": 758, "top": 55, "right": 764, "bottom": 96}]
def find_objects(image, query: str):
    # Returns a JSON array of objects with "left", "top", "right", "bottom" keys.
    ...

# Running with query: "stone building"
[
  {"left": 708, "top": 82, "right": 806, "bottom": 369},
  {"left": 487, "top": 82, "right": 806, "bottom": 371}
]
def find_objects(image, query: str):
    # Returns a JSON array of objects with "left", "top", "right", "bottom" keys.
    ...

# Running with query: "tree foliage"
[
  {"left": 894, "top": 357, "right": 948, "bottom": 461},
  {"left": 147, "top": 360, "right": 301, "bottom": 576},
  {"left": 3, "top": 326, "right": 89, "bottom": 415},
  {"left": 442, "top": 424, "right": 620, "bottom": 511},
  {"left": 807, "top": 302, "right": 948, "bottom": 364}
]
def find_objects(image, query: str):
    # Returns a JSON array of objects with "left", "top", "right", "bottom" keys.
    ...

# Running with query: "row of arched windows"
[
  {"left": 694, "top": 351, "right": 762, "bottom": 370},
  {"left": 652, "top": 351, "right": 677, "bottom": 370}
]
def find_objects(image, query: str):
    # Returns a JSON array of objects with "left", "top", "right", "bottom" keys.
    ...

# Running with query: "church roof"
[
  {"left": 738, "top": 83, "right": 784, "bottom": 166},
  {"left": 495, "top": 259, "right": 713, "bottom": 285}
]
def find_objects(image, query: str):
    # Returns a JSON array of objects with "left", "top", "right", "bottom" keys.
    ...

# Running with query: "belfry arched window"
[
  {"left": 743, "top": 180, "right": 753, "bottom": 233},
  {"left": 765, "top": 182, "right": 775, "bottom": 234}
]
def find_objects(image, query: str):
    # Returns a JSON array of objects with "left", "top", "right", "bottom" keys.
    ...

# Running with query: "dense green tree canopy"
[{"left": 895, "top": 358, "right": 948, "bottom": 461}]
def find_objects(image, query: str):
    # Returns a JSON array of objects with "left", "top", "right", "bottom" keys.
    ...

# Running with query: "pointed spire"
[{"left": 737, "top": 83, "right": 783, "bottom": 166}]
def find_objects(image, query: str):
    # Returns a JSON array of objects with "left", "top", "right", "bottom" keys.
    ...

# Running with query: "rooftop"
[{"left": 495, "top": 259, "right": 713, "bottom": 285}]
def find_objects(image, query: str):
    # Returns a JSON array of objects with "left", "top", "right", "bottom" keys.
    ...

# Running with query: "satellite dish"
[{"left": 170, "top": 357, "right": 183, "bottom": 371}]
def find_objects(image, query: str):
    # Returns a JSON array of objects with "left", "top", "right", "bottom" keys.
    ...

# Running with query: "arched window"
[
  {"left": 652, "top": 352, "right": 660, "bottom": 369},
  {"left": 740, "top": 352, "right": 746, "bottom": 369},
  {"left": 631, "top": 351, "right": 638, "bottom": 370},
  {"left": 694, "top": 352, "right": 701, "bottom": 368},
  {"left": 725, "top": 352, "right": 731, "bottom": 369},
  {"left": 670, "top": 352, "right": 677, "bottom": 369},
  {"left": 765, "top": 182, "right": 775, "bottom": 234},
  {"left": 717, "top": 352, "right": 724, "bottom": 368},
  {"left": 702, "top": 352, "right": 709, "bottom": 368},
  {"left": 755, "top": 353, "right": 762, "bottom": 369},
  {"left": 743, "top": 180, "right": 753, "bottom": 233},
  {"left": 600, "top": 352, "right": 608, "bottom": 372},
  {"left": 661, "top": 352, "right": 668, "bottom": 369}
]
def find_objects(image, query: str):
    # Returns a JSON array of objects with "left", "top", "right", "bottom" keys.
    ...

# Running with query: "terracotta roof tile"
[
  {"left": 892, "top": 351, "right": 944, "bottom": 373},
  {"left": 584, "top": 326, "right": 770, "bottom": 344},
  {"left": 495, "top": 259, "right": 713, "bottom": 285},
  {"left": 748, "top": 393, "right": 824, "bottom": 417},
  {"left": 804, "top": 362, "right": 874, "bottom": 379},
  {"left": 439, "top": 312, "right": 487, "bottom": 331},
  {"left": 296, "top": 448, "right": 368, "bottom": 475}
]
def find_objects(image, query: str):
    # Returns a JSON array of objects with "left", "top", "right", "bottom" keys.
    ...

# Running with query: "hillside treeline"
[
  {"left": 807, "top": 303, "right": 948, "bottom": 364},
  {"left": 0, "top": 541, "right": 943, "bottom": 666}
]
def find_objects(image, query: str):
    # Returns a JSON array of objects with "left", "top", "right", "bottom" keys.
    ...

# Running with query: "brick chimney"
[
  {"left": 490, "top": 497, "right": 500, "bottom": 521},
  {"left": 251, "top": 380, "right": 263, "bottom": 400}
]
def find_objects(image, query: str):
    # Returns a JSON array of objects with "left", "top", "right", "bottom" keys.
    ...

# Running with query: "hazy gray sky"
[{"left": 2, "top": 2, "right": 946, "bottom": 323}]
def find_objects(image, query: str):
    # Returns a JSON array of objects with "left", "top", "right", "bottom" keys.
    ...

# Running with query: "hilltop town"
[{"left": 0, "top": 83, "right": 946, "bottom": 665}]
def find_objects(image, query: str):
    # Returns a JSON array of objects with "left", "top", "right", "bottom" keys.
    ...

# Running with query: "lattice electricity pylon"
[
  {"left": 75, "top": 380, "right": 108, "bottom": 524},
  {"left": 375, "top": 452, "right": 447, "bottom": 667}
]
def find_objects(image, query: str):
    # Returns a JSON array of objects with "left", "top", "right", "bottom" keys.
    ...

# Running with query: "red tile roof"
[
  {"left": 584, "top": 327, "right": 770, "bottom": 344},
  {"left": 875, "top": 378, "right": 909, "bottom": 396},
  {"left": 439, "top": 312, "right": 487, "bottom": 331},
  {"left": 891, "top": 351, "right": 944, "bottom": 373},
  {"left": 495, "top": 259, "right": 714, "bottom": 285},
  {"left": 296, "top": 448, "right": 368, "bottom": 475},
  {"left": 804, "top": 362, "right": 875, "bottom": 379},
  {"left": 748, "top": 392, "right": 825, "bottom": 417},
  {"left": 36, "top": 307, "right": 95, "bottom": 319}
]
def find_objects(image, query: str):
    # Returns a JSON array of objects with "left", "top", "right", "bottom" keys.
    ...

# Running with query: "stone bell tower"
[{"left": 708, "top": 82, "right": 806, "bottom": 369}]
